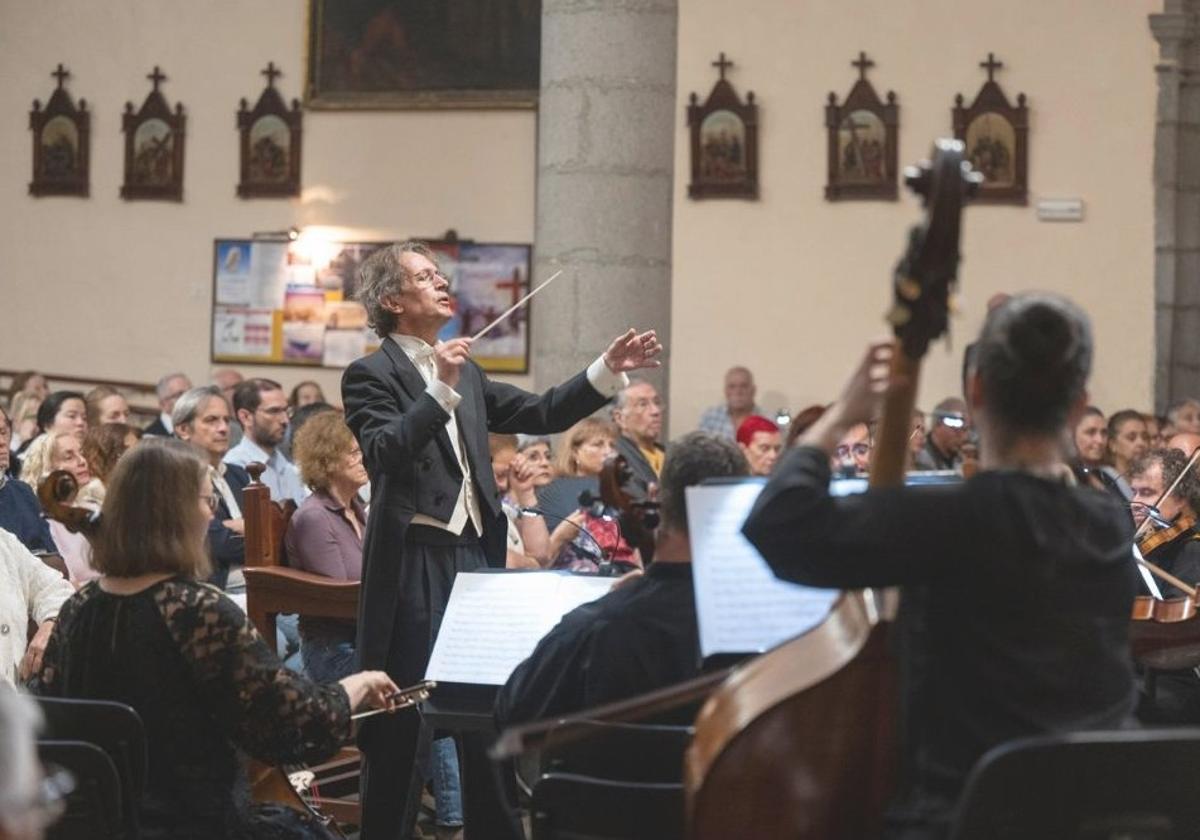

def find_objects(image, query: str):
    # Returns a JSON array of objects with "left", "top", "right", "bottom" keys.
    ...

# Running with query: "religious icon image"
[
  {"left": 306, "top": 0, "right": 541, "bottom": 109},
  {"left": 29, "top": 63, "right": 90, "bottom": 197},
  {"left": 688, "top": 52, "right": 759, "bottom": 199},
  {"left": 953, "top": 52, "right": 1028, "bottom": 205},
  {"left": 121, "top": 66, "right": 186, "bottom": 201},
  {"left": 238, "top": 62, "right": 303, "bottom": 198},
  {"left": 825, "top": 51, "right": 898, "bottom": 201},
  {"left": 699, "top": 110, "right": 748, "bottom": 183}
]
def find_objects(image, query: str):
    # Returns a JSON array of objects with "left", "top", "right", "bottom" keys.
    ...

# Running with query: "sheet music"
[
  {"left": 425, "top": 571, "right": 615, "bottom": 685},
  {"left": 687, "top": 482, "right": 841, "bottom": 658}
]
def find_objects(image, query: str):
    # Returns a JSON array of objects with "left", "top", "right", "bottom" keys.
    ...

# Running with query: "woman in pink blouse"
[{"left": 284, "top": 412, "right": 368, "bottom": 681}]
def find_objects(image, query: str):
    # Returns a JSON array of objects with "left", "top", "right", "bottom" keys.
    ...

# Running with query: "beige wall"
[
  {"left": 670, "top": 0, "right": 1159, "bottom": 437},
  {"left": 0, "top": 0, "right": 536, "bottom": 400}
]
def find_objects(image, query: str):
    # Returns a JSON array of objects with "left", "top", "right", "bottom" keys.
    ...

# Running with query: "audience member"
[
  {"left": 613, "top": 378, "right": 665, "bottom": 497},
  {"left": 0, "top": 409, "right": 58, "bottom": 557},
  {"left": 490, "top": 434, "right": 550, "bottom": 568},
  {"left": 1106, "top": 409, "right": 1150, "bottom": 493},
  {"left": 20, "top": 432, "right": 99, "bottom": 584},
  {"left": 289, "top": 381, "right": 327, "bottom": 413},
  {"left": 281, "top": 400, "right": 337, "bottom": 461},
  {"left": 173, "top": 386, "right": 248, "bottom": 591},
  {"left": 1167, "top": 397, "right": 1200, "bottom": 436},
  {"left": 698, "top": 366, "right": 761, "bottom": 440},
  {"left": 1168, "top": 431, "right": 1200, "bottom": 457},
  {"left": 77, "top": 423, "right": 142, "bottom": 508},
  {"left": 225, "top": 378, "right": 308, "bottom": 504},
  {"left": 515, "top": 434, "right": 554, "bottom": 487},
  {"left": 497, "top": 432, "right": 748, "bottom": 726},
  {"left": 0, "top": 528, "right": 74, "bottom": 686},
  {"left": 0, "top": 685, "right": 53, "bottom": 840},
  {"left": 83, "top": 386, "right": 130, "bottom": 427},
  {"left": 6, "top": 392, "right": 41, "bottom": 453},
  {"left": 909, "top": 409, "right": 927, "bottom": 468},
  {"left": 212, "top": 369, "right": 245, "bottom": 446},
  {"left": 30, "top": 439, "right": 400, "bottom": 839},
  {"left": 144, "top": 372, "right": 191, "bottom": 437},
  {"left": 834, "top": 422, "right": 873, "bottom": 477},
  {"left": 1144, "top": 413, "right": 1165, "bottom": 449},
  {"left": 913, "top": 397, "right": 967, "bottom": 471},
  {"left": 9, "top": 372, "right": 49, "bottom": 404},
  {"left": 1128, "top": 448, "right": 1200, "bottom": 724},
  {"left": 736, "top": 415, "right": 782, "bottom": 476},
  {"left": 286, "top": 411, "right": 367, "bottom": 681},
  {"left": 547, "top": 418, "right": 640, "bottom": 572},
  {"left": 22, "top": 393, "right": 86, "bottom": 457},
  {"left": 1073, "top": 406, "right": 1108, "bottom": 470}
]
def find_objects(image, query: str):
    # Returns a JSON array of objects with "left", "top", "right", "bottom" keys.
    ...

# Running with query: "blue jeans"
[
  {"left": 428, "top": 737, "right": 464, "bottom": 828},
  {"left": 300, "top": 625, "right": 356, "bottom": 682},
  {"left": 276, "top": 613, "right": 304, "bottom": 674}
]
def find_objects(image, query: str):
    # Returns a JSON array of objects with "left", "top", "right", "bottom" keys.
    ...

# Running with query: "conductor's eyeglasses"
[{"left": 408, "top": 270, "right": 448, "bottom": 288}]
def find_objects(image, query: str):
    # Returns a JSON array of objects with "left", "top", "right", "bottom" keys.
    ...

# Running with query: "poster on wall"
[{"left": 211, "top": 237, "right": 533, "bottom": 373}]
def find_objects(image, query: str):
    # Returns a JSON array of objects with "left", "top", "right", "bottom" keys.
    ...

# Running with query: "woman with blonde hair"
[
  {"left": 20, "top": 431, "right": 102, "bottom": 583},
  {"left": 31, "top": 438, "right": 401, "bottom": 840},
  {"left": 77, "top": 422, "right": 142, "bottom": 508}
]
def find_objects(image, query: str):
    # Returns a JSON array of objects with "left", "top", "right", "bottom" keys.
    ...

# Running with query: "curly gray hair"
[
  {"left": 356, "top": 240, "right": 438, "bottom": 338},
  {"left": 659, "top": 432, "right": 748, "bottom": 533}
]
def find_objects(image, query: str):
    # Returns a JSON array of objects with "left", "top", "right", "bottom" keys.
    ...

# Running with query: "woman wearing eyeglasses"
[{"left": 30, "top": 439, "right": 400, "bottom": 840}]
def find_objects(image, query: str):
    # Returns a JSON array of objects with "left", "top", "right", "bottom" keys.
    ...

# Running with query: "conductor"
[{"left": 343, "top": 241, "right": 662, "bottom": 839}]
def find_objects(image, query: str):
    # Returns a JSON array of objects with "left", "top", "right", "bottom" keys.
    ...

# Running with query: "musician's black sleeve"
[{"left": 742, "top": 445, "right": 965, "bottom": 589}]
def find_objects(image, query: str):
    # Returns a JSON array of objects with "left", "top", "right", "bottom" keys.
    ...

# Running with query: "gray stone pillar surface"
[
  {"left": 531, "top": 0, "right": 677, "bottom": 418},
  {"left": 1152, "top": 1, "right": 1200, "bottom": 407}
]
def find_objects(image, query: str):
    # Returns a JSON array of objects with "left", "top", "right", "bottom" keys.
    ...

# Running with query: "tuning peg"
[
  {"left": 904, "top": 163, "right": 932, "bottom": 199},
  {"left": 887, "top": 303, "right": 912, "bottom": 328},
  {"left": 961, "top": 161, "right": 984, "bottom": 198},
  {"left": 897, "top": 276, "right": 921, "bottom": 302}
]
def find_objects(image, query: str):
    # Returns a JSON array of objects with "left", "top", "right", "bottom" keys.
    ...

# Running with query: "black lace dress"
[{"left": 30, "top": 576, "right": 351, "bottom": 840}]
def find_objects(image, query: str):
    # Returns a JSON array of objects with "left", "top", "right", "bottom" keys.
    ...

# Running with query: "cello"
[{"left": 683, "top": 139, "right": 980, "bottom": 839}]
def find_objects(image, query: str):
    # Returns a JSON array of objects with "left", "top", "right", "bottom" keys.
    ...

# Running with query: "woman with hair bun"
[{"left": 744, "top": 293, "right": 1137, "bottom": 840}]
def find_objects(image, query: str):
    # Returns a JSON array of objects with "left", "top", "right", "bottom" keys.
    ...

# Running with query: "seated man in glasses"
[
  {"left": 913, "top": 396, "right": 968, "bottom": 472},
  {"left": 1128, "top": 447, "right": 1200, "bottom": 724},
  {"left": 834, "top": 422, "right": 873, "bottom": 477}
]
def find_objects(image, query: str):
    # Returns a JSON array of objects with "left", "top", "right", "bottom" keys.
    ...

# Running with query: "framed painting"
[
  {"left": 305, "top": 0, "right": 541, "bottom": 109},
  {"left": 29, "top": 64, "right": 90, "bottom": 197},
  {"left": 825, "top": 52, "right": 898, "bottom": 201},
  {"left": 237, "top": 62, "right": 302, "bottom": 198},
  {"left": 121, "top": 66, "right": 186, "bottom": 201},
  {"left": 953, "top": 53, "right": 1028, "bottom": 205},
  {"left": 687, "top": 53, "right": 759, "bottom": 200}
]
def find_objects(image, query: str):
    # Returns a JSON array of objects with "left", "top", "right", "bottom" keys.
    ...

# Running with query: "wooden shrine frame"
[
  {"left": 687, "top": 52, "right": 759, "bottom": 200},
  {"left": 121, "top": 66, "right": 186, "bottom": 202},
  {"left": 952, "top": 53, "right": 1028, "bottom": 206},
  {"left": 237, "top": 62, "right": 303, "bottom": 198},
  {"left": 825, "top": 51, "right": 898, "bottom": 202}
]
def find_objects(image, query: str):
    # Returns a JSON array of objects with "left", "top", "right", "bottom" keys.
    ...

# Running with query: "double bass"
[{"left": 684, "top": 140, "right": 980, "bottom": 838}]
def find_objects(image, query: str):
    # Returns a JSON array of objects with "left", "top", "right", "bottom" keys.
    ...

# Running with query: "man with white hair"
[
  {"left": 0, "top": 686, "right": 50, "bottom": 840},
  {"left": 698, "top": 366, "right": 761, "bottom": 441},
  {"left": 143, "top": 372, "right": 192, "bottom": 437}
]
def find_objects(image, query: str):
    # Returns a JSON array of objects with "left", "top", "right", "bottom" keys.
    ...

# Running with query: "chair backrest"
[
  {"left": 36, "top": 697, "right": 146, "bottom": 840},
  {"left": 243, "top": 462, "right": 296, "bottom": 568},
  {"left": 531, "top": 773, "right": 684, "bottom": 840},
  {"left": 38, "top": 739, "right": 123, "bottom": 840},
  {"left": 951, "top": 727, "right": 1200, "bottom": 840},
  {"left": 540, "top": 720, "right": 693, "bottom": 784}
]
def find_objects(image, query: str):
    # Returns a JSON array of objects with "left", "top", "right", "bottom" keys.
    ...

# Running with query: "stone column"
[
  {"left": 531, "top": 0, "right": 677, "bottom": 414},
  {"left": 1151, "top": 1, "right": 1200, "bottom": 407}
]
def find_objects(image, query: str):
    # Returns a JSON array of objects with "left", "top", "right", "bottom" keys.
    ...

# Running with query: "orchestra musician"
[
  {"left": 29, "top": 438, "right": 401, "bottom": 840},
  {"left": 743, "top": 293, "right": 1138, "bottom": 840},
  {"left": 342, "top": 241, "right": 662, "bottom": 839}
]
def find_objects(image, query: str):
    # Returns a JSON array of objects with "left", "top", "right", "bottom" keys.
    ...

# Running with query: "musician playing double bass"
[{"left": 743, "top": 293, "right": 1137, "bottom": 839}]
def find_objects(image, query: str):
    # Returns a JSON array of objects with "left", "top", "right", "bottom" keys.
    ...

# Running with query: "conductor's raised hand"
[
  {"left": 433, "top": 338, "right": 473, "bottom": 389},
  {"left": 603, "top": 329, "right": 663, "bottom": 374}
]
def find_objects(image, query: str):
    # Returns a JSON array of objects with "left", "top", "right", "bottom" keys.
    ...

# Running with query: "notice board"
[{"left": 210, "top": 237, "right": 533, "bottom": 372}]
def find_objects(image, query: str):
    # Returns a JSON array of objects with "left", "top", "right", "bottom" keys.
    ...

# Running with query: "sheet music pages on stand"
[
  {"left": 425, "top": 571, "right": 616, "bottom": 685},
  {"left": 686, "top": 480, "right": 846, "bottom": 659}
]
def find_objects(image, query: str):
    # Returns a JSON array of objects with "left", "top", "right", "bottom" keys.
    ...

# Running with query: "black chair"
[
  {"left": 38, "top": 740, "right": 123, "bottom": 840},
  {"left": 528, "top": 721, "right": 693, "bottom": 840},
  {"left": 36, "top": 698, "right": 145, "bottom": 840},
  {"left": 951, "top": 728, "right": 1200, "bottom": 840}
]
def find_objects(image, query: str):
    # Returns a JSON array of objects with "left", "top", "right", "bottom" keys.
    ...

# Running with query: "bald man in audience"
[
  {"left": 1168, "top": 432, "right": 1200, "bottom": 457},
  {"left": 698, "top": 366, "right": 762, "bottom": 440},
  {"left": 736, "top": 415, "right": 782, "bottom": 476},
  {"left": 144, "top": 372, "right": 192, "bottom": 437}
]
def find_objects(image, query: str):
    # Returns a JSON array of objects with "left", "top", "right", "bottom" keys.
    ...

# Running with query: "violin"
[
  {"left": 597, "top": 453, "right": 661, "bottom": 565},
  {"left": 37, "top": 470, "right": 101, "bottom": 537},
  {"left": 684, "top": 140, "right": 979, "bottom": 840}
]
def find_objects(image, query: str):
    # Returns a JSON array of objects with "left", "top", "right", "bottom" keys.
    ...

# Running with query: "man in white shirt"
[
  {"left": 223, "top": 378, "right": 308, "bottom": 505},
  {"left": 343, "top": 240, "right": 662, "bottom": 840}
]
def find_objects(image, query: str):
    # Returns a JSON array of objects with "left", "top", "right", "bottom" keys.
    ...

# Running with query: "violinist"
[
  {"left": 1128, "top": 448, "right": 1200, "bottom": 600},
  {"left": 743, "top": 294, "right": 1137, "bottom": 840}
]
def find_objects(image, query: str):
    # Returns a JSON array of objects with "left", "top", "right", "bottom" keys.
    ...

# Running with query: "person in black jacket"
[
  {"left": 343, "top": 240, "right": 662, "bottom": 840},
  {"left": 743, "top": 293, "right": 1137, "bottom": 840}
]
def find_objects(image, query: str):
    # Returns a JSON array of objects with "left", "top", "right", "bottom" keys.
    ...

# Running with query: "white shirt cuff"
[
  {"left": 428, "top": 379, "right": 463, "bottom": 414},
  {"left": 587, "top": 355, "right": 628, "bottom": 398}
]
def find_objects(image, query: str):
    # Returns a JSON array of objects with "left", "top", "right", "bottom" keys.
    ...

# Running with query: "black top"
[
  {"left": 31, "top": 577, "right": 350, "bottom": 840},
  {"left": 494, "top": 562, "right": 701, "bottom": 727},
  {"left": 743, "top": 446, "right": 1137, "bottom": 837}
]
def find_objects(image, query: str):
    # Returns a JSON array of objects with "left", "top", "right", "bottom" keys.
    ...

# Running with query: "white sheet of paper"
[
  {"left": 687, "top": 482, "right": 841, "bottom": 658},
  {"left": 249, "top": 241, "right": 289, "bottom": 309},
  {"left": 425, "top": 571, "right": 615, "bottom": 685}
]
